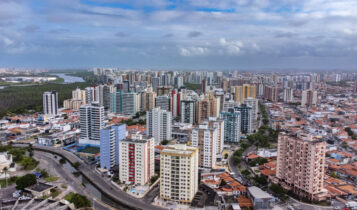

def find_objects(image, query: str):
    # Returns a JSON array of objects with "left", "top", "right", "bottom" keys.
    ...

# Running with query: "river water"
[{"left": 51, "top": 73, "right": 84, "bottom": 83}]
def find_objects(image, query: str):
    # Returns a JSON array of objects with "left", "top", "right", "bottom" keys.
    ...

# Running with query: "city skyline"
[{"left": 1, "top": 0, "right": 357, "bottom": 70}]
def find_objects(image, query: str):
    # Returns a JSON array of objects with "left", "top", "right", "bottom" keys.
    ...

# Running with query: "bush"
[
  {"left": 20, "top": 156, "right": 39, "bottom": 170},
  {"left": 150, "top": 174, "right": 160, "bottom": 185},
  {"left": 161, "top": 140, "right": 170, "bottom": 145},
  {"left": 16, "top": 174, "right": 37, "bottom": 190},
  {"left": 59, "top": 158, "right": 66, "bottom": 164},
  {"left": 253, "top": 175, "right": 268, "bottom": 186},
  {"left": 64, "top": 192, "right": 91, "bottom": 208},
  {"left": 8, "top": 148, "right": 26, "bottom": 162},
  {"left": 270, "top": 183, "right": 288, "bottom": 201},
  {"left": 36, "top": 168, "right": 49, "bottom": 178},
  {"left": 73, "top": 162, "right": 81, "bottom": 169}
]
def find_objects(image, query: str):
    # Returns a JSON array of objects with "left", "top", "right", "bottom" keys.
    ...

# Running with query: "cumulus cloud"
[
  {"left": 219, "top": 38, "right": 243, "bottom": 55},
  {"left": 1, "top": 0, "right": 357, "bottom": 69},
  {"left": 179, "top": 46, "right": 209, "bottom": 56}
]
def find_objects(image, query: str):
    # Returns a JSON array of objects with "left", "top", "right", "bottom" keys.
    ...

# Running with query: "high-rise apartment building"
[
  {"left": 190, "top": 124, "right": 217, "bottom": 168},
  {"left": 43, "top": 91, "right": 58, "bottom": 116},
  {"left": 244, "top": 97, "right": 258, "bottom": 131},
  {"left": 72, "top": 88, "right": 86, "bottom": 104},
  {"left": 160, "top": 144, "right": 199, "bottom": 204},
  {"left": 283, "top": 88, "right": 294, "bottom": 103},
  {"left": 121, "top": 92, "right": 138, "bottom": 115},
  {"left": 155, "top": 95, "right": 170, "bottom": 111},
  {"left": 205, "top": 117, "right": 225, "bottom": 154},
  {"left": 85, "top": 87, "right": 97, "bottom": 104},
  {"left": 301, "top": 90, "right": 317, "bottom": 107},
  {"left": 141, "top": 91, "right": 156, "bottom": 111},
  {"left": 63, "top": 99, "right": 83, "bottom": 111},
  {"left": 196, "top": 96, "right": 218, "bottom": 124},
  {"left": 79, "top": 102, "right": 104, "bottom": 145},
  {"left": 119, "top": 135, "right": 155, "bottom": 185},
  {"left": 171, "top": 89, "right": 181, "bottom": 118},
  {"left": 100, "top": 124, "right": 126, "bottom": 170},
  {"left": 220, "top": 108, "right": 241, "bottom": 143},
  {"left": 174, "top": 76, "right": 183, "bottom": 89},
  {"left": 233, "top": 84, "right": 256, "bottom": 103},
  {"left": 276, "top": 132, "right": 326, "bottom": 200},
  {"left": 234, "top": 104, "right": 252, "bottom": 134},
  {"left": 181, "top": 100, "right": 196, "bottom": 124},
  {"left": 146, "top": 107, "right": 172, "bottom": 145},
  {"left": 157, "top": 86, "right": 172, "bottom": 96},
  {"left": 151, "top": 77, "right": 160, "bottom": 92},
  {"left": 264, "top": 86, "right": 279, "bottom": 102}
]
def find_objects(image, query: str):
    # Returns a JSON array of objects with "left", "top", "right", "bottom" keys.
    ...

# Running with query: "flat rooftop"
[{"left": 27, "top": 182, "right": 54, "bottom": 192}]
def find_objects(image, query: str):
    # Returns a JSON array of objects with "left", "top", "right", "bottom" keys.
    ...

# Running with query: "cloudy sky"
[{"left": 1, "top": 0, "right": 357, "bottom": 70}]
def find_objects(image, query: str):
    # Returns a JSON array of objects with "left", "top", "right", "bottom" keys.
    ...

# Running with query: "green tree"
[
  {"left": 20, "top": 156, "right": 39, "bottom": 170},
  {"left": 220, "top": 179, "right": 227, "bottom": 187},
  {"left": 1, "top": 167, "right": 9, "bottom": 188},
  {"left": 233, "top": 156, "right": 241, "bottom": 164},
  {"left": 73, "top": 162, "right": 81, "bottom": 169},
  {"left": 8, "top": 148, "right": 26, "bottom": 162},
  {"left": 270, "top": 183, "right": 288, "bottom": 201},
  {"left": 241, "top": 169, "right": 250, "bottom": 177},
  {"left": 16, "top": 174, "right": 37, "bottom": 190},
  {"left": 65, "top": 193, "right": 91, "bottom": 208},
  {"left": 254, "top": 175, "right": 268, "bottom": 186},
  {"left": 330, "top": 171, "right": 340, "bottom": 179},
  {"left": 150, "top": 174, "right": 160, "bottom": 185},
  {"left": 224, "top": 153, "right": 228, "bottom": 159},
  {"left": 161, "top": 140, "right": 170, "bottom": 145},
  {"left": 59, "top": 158, "right": 66, "bottom": 164}
]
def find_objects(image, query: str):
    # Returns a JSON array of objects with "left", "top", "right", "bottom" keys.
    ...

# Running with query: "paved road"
[
  {"left": 15, "top": 144, "right": 165, "bottom": 210},
  {"left": 227, "top": 145, "right": 255, "bottom": 186},
  {"left": 34, "top": 151, "right": 113, "bottom": 210}
]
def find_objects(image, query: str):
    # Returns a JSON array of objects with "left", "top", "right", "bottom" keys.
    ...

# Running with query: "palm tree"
[{"left": 2, "top": 167, "right": 9, "bottom": 188}]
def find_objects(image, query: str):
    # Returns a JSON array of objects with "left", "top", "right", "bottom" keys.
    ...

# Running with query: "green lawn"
[
  {"left": 44, "top": 176, "right": 59, "bottom": 182},
  {"left": 0, "top": 177, "right": 17, "bottom": 188},
  {"left": 80, "top": 146, "right": 100, "bottom": 154}
]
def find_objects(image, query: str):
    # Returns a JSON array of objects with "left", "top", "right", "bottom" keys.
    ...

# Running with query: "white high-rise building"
[
  {"left": 283, "top": 88, "right": 294, "bottom": 103},
  {"left": 205, "top": 117, "right": 225, "bottom": 154},
  {"left": 244, "top": 97, "right": 259, "bottom": 131},
  {"left": 72, "top": 88, "right": 86, "bottom": 104},
  {"left": 119, "top": 134, "right": 155, "bottom": 185},
  {"left": 190, "top": 124, "right": 217, "bottom": 168},
  {"left": 85, "top": 87, "right": 96, "bottom": 104},
  {"left": 160, "top": 144, "right": 199, "bottom": 204},
  {"left": 79, "top": 102, "right": 104, "bottom": 145},
  {"left": 301, "top": 90, "right": 317, "bottom": 107},
  {"left": 147, "top": 107, "right": 172, "bottom": 145},
  {"left": 43, "top": 91, "right": 58, "bottom": 116}
]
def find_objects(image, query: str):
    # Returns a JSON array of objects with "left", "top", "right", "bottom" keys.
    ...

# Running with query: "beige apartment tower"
[
  {"left": 233, "top": 84, "right": 256, "bottom": 103},
  {"left": 160, "top": 144, "right": 199, "bottom": 204},
  {"left": 276, "top": 132, "right": 327, "bottom": 201}
]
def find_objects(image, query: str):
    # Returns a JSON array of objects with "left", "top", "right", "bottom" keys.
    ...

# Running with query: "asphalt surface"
[
  {"left": 15, "top": 144, "right": 165, "bottom": 210},
  {"left": 34, "top": 151, "right": 113, "bottom": 210},
  {"left": 227, "top": 144, "right": 255, "bottom": 186}
]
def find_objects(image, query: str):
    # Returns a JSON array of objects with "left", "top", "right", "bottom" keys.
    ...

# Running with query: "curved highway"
[{"left": 14, "top": 144, "right": 165, "bottom": 210}]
